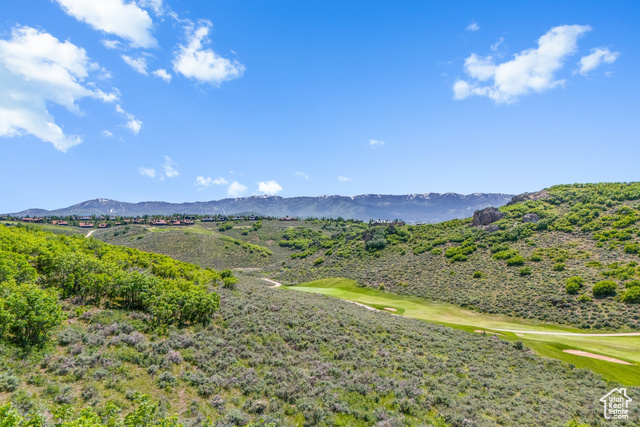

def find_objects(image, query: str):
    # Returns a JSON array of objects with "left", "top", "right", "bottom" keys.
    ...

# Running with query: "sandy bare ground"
[
  {"left": 562, "top": 350, "right": 634, "bottom": 365},
  {"left": 384, "top": 307, "right": 397, "bottom": 312},
  {"left": 261, "top": 278, "right": 282, "bottom": 288},
  {"left": 474, "top": 330, "right": 503, "bottom": 336},
  {"left": 493, "top": 329, "right": 640, "bottom": 337},
  {"left": 346, "top": 300, "right": 378, "bottom": 311},
  {"left": 85, "top": 229, "right": 97, "bottom": 238}
]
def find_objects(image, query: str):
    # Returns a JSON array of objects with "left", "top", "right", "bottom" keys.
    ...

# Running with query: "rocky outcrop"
[
  {"left": 472, "top": 207, "right": 505, "bottom": 227},
  {"left": 483, "top": 224, "right": 500, "bottom": 233},
  {"left": 522, "top": 213, "right": 540, "bottom": 223},
  {"left": 507, "top": 190, "right": 550, "bottom": 206}
]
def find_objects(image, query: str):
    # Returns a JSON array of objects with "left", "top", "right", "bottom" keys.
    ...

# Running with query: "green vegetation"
[
  {"left": 279, "top": 182, "right": 640, "bottom": 330},
  {"left": 287, "top": 278, "right": 640, "bottom": 385}
]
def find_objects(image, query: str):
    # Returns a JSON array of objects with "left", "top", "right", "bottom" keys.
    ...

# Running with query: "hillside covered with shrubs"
[{"left": 279, "top": 183, "right": 640, "bottom": 330}]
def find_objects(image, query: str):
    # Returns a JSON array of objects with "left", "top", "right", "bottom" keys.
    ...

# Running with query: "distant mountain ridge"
[{"left": 9, "top": 193, "right": 515, "bottom": 223}]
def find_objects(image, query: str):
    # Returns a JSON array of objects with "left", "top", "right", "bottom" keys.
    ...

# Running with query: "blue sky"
[{"left": 1, "top": 1, "right": 638, "bottom": 213}]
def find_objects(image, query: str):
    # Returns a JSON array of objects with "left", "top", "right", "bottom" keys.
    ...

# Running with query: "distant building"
[
  {"left": 279, "top": 216, "right": 298, "bottom": 221},
  {"left": 79, "top": 223, "right": 94, "bottom": 228}
]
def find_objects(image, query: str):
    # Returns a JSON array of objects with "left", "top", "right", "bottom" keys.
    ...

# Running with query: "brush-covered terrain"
[
  {"left": 0, "top": 224, "right": 626, "bottom": 426},
  {"left": 276, "top": 183, "right": 640, "bottom": 331}
]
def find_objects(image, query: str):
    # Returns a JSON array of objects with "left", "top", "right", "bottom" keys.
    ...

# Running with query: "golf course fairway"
[{"left": 285, "top": 278, "right": 640, "bottom": 385}]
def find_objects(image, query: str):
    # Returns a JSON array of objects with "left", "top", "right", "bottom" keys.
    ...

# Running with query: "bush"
[
  {"left": 625, "top": 280, "right": 640, "bottom": 289},
  {"left": 566, "top": 282, "right": 580, "bottom": 295},
  {"left": 313, "top": 257, "right": 325, "bottom": 266},
  {"left": 621, "top": 287, "right": 640, "bottom": 304},
  {"left": 473, "top": 271, "right": 482, "bottom": 279},
  {"left": 552, "top": 263, "right": 565, "bottom": 271},
  {"left": 506, "top": 256, "right": 525, "bottom": 266},
  {"left": 592, "top": 280, "right": 618, "bottom": 298},
  {"left": 0, "top": 373, "right": 20, "bottom": 392},
  {"left": 519, "top": 267, "right": 532, "bottom": 276},
  {"left": 529, "top": 254, "right": 542, "bottom": 262}
]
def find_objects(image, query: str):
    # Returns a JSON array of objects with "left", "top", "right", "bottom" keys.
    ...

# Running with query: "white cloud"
[
  {"left": 369, "top": 139, "right": 385, "bottom": 147},
  {"left": 195, "top": 176, "right": 213, "bottom": 188},
  {"left": 338, "top": 176, "right": 353, "bottom": 182},
  {"left": 101, "top": 39, "right": 122, "bottom": 50},
  {"left": 294, "top": 171, "right": 309, "bottom": 180},
  {"left": 139, "top": 167, "right": 156, "bottom": 178},
  {"left": 578, "top": 48, "right": 619, "bottom": 75},
  {"left": 173, "top": 20, "right": 245, "bottom": 85},
  {"left": 121, "top": 55, "right": 148, "bottom": 75},
  {"left": 115, "top": 104, "right": 142, "bottom": 134},
  {"left": 101, "top": 130, "right": 113, "bottom": 138},
  {"left": 162, "top": 155, "right": 179, "bottom": 178},
  {"left": 490, "top": 37, "right": 504, "bottom": 52},
  {"left": 466, "top": 22, "right": 480, "bottom": 31},
  {"left": 453, "top": 25, "right": 592, "bottom": 104},
  {"left": 152, "top": 69, "right": 172, "bottom": 82},
  {"left": 213, "top": 176, "right": 228, "bottom": 185},
  {"left": 257, "top": 180, "right": 283, "bottom": 195},
  {"left": 227, "top": 181, "right": 247, "bottom": 197},
  {"left": 138, "top": 0, "right": 165, "bottom": 16},
  {"left": 0, "top": 26, "right": 118, "bottom": 151},
  {"left": 55, "top": 0, "right": 156, "bottom": 48}
]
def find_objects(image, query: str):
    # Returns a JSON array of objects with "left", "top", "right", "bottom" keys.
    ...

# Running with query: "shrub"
[
  {"left": 592, "top": 280, "right": 618, "bottom": 298},
  {"left": 625, "top": 280, "right": 640, "bottom": 289},
  {"left": 519, "top": 267, "right": 532, "bottom": 276},
  {"left": 473, "top": 271, "right": 482, "bottom": 279},
  {"left": 566, "top": 282, "right": 580, "bottom": 295},
  {"left": 621, "top": 287, "right": 640, "bottom": 304},
  {"left": 552, "top": 263, "right": 565, "bottom": 271},
  {"left": 313, "top": 257, "right": 325, "bottom": 266},
  {"left": 529, "top": 254, "right": 542, "bottom": 262},
  {"left": 0, "top": 373, "right": 20, "bottom": 392},
  {"left": 506, "top": 256, "right": 525, "bottom": 266}
]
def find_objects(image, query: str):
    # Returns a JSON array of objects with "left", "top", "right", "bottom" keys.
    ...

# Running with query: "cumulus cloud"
[
  {"left": 578, "top": 48, "right": 619, "bottom": 75},
  {"left": 257, "top": 180, "right": 283, "bottom": 195},
  {"left": 0, "top": 26, "right": 119, "bottom": 151},
  {"left": 139, "top": 167, "right": 156, "bottom": 178},
  {"left": 138, "top": 0, "right": 166, "bottom": 16},
  {"left": 294, "top": 171, "right": 309, "bottom": 180},
  {"left": 338, "top": 176, "right": 353, "bottom": 182},
  {"left": 162, "top": 155, "right": 179, "bottom": 178},
  {"left": 54, "top": 0, "right": 156, "bottom": 48},
  {"left": 173, "top": 20, "right": 245, "bottom": 85},
  {"left": 115, "top": 104, "right": 142, "bottom": 134},
  {"left": 121, "top": 55, "right": 148, "bottom": 75},
  {"left": 228, "top": 181, "right": 247, "bottom": 197},
  {"left": 369, "top": 139, "right": 385, "bottom": 147},
  {"left": 152, "top": 68, "right": 172, "bottom": 82},
  {"left": 466, "top": 22, "right": 480, "bottom": 31},
  {"left": 453, "top": 25, "right": 592, "bottom": 104}
]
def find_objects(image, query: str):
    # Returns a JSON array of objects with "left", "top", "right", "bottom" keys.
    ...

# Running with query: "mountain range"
[{"left": 9, "top": 193, "right": 515, "bottom": 223}]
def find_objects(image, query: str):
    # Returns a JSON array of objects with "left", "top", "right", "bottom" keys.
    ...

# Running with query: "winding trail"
[
  {"left": 85, "top": 229, "right": 97, "bottom": 238},
  {"left": 261, "top": 278, "right": 282, "bottom": 288}
]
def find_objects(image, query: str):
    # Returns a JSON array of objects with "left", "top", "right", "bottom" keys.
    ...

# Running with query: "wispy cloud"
[
  {"left": 139, "top": 167, "right": 156, "bottom": 178},
  {"left": 54, "top": 0, "right": 156, "bottom": 48},
  {"left": 294, "top": 171, "right": 309, "bottom": 180},
  {"left": 578, "top": 48, "right": 619, "bottom": 75},
  {"left": 453, "top": 25, "right": 594, "bottom": 104},
  {"left": 101, "top": 130, "right": 114, "bottom": 138},
  {"left": 152, "top": 69, "right": 172, "bottom": 82},
  {"left": 490, "top": 37, "right": 504, "bottom": 52},
  {"left": 369, "top": 139, "right": 385, "bottom": 148},
  {"left": 162, "top": 155, "right": 179, "bottom": 178},
  {"left": 338, "top": 176, "right": 353, "bottom": 182},
  {"left": 195, "top": 175, "right": 228, "bottom": 189},
  {"left": 173, "top": 20, "right": 245, "bottom": 85},
  {"left": 257, "top": 180, "right": 283, "bottom": 195},
  {"left": 228, "top": 181, "right": 247, "bottom": 197},
  {"left": 466, "top": 22, "right": 480, "bottom": 32},
  {"left": 122, "top": 55, "right": 148, "bottom": 75},
  {"left": 115, "top": 104, "right": 142, "bottom": 134}
]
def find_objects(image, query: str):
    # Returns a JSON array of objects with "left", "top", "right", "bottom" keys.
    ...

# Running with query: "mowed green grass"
[{"left": 286, "top": 278, "right": 640, "bottom": 385}]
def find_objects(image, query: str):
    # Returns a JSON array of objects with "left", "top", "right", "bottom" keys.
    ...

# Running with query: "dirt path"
[
  {"left": 85, "top": 229, "right": 97, "bottom": 238},
  {"left": 493, "top": 329, "right": 640, "bottom": 337},
  {"left": 261, "top": 278, "right": 282, "bottom": 288},
  {"left": 346, "top": 300, "right": 378, "bottom": 311},
  {"left": 562, "top": 350, "right": 634, "bottom": 365}
]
